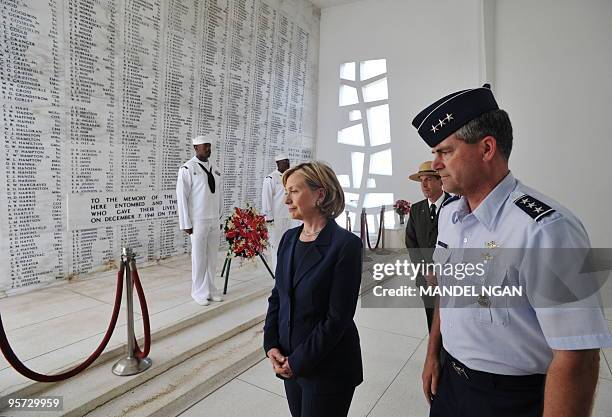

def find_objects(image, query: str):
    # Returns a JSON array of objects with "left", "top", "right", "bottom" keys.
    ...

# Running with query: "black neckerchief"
[{"left": 197, "top": 162, "right": 215, "bottom": 193}]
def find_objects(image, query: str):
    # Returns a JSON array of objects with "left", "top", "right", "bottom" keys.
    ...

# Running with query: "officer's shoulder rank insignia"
[
  {"left": 513, "top": 194, "right": 555, "bottom": 222},
  {"left": 441, "top": 195, "right": 460, "bottom": 208},
  {"left": 182, "top": 166, "right": 189, "bottom": 169}
]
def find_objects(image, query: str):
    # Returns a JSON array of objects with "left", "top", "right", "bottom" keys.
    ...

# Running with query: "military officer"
[
  {"left": 405, "top": 160, "right": 452, "bottom": 333},
  {"left": 176, "top": 135, "right": 224, "bottom": 306},
  {"left": 262, "top": 153, "right": 296, "bottom": 270},
  {"left": 412, "top": 84, "right": 612, "bottom": 417}
]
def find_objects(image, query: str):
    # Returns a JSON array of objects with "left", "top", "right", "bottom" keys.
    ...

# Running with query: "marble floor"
[
  {"left": 0, "top": 249, "right": 610, "bottom": 416},
  {"left": 181, "top": 303, "right": 612, "bottom": 417},
  {"left": 181, "top": 268, "right": 612, "bottom": 417}
]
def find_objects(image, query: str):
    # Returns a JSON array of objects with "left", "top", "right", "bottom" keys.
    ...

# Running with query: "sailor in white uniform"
[
  {"left": 262, "top": 154, "right": 296, "bottom": 270},
  {"left": 176, "top": 135, "right": 224, "bottom": 306}
]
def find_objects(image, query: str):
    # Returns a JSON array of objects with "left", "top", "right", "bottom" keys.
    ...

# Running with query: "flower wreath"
[{"left": 224, "top": 205, "right": 269, "bottom": 259}]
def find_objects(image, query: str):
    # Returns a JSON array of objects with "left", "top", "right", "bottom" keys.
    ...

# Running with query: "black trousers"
[
  {"left": 430, "top": 354, "right": 545, "bottom": 417},
  {"left": 284, "top": 379, "right": 355, "bottom": 417}
]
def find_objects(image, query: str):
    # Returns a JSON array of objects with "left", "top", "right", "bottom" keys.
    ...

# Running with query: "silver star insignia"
[
  {"left": 438, "top": 119, "right": 445, "bottom": 127},
  {"left": 445, "top": 113, "right": 453, "bottom": 122},
  {"left": 527, "top": 202, "right": 536, "bottom": 208},
  {"left": 521, "top": 198, "right": 530, "bottom": 204},
  {"left": 534, "top": 206, "right": 544, "bottom": 213},
  {"left": 431, "top": 125, "right": 438, "bottom": 133}
]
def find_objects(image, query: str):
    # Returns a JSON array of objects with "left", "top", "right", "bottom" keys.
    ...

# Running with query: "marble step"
[
  {"left": 0, "top": 255, "right": 272, "bottom": 400},
  {"left": 85, "top": 323, "right": 265, "bottom": 417},
  {"left": 0, "top": 291, "right": 271, "bottom": 417}
]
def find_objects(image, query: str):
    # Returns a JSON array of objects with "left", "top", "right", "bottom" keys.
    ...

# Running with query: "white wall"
[
  {"left": 316, "top": 0, "right": 483, "bottom": 222},
  {"left": 317, "top": 0, "right": 612, "bottom": 246},
  {"left": 0, "top": 0, "right": 320, "bottom": 294},
  {"left": 494, "top": 0, "right": 612, "bottom": 247}
]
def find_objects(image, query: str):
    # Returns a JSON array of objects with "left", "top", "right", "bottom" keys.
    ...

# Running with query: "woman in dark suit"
[{"left": 263, "top": 161, "right": 363, "bottom": 417}]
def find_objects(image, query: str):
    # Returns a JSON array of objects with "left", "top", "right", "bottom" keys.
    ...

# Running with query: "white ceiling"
[{"left": 309, "top": 0, "right": 363, "bottom": 9}]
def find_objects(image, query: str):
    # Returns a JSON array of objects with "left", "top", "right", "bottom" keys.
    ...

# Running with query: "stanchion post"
[
  {"left": 361, "top": 208, "right": 374, "bottom": 261},
  {"left": 112, "top": 247, "right": 152, "bottom": 376},
  {"left": 380, "top": 205, "right": 386, "bottom": 249},
  {"left": 359, "top": 209, "right": 363, "bottom": 245},
  {"left": 360, "top": 208, "right": 366, "bottom": 257},
  {"left": 345, "top": 210, "right": 351, "bottom": 232}
]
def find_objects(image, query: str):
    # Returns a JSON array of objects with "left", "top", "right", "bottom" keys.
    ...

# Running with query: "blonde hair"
[{"left": 282, "top": 161, "right": 345, "bottom": 218}]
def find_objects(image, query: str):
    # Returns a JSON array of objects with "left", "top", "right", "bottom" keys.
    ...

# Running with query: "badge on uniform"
[
  {"left": 477, "top": 295, "right": 491, "bottom": 307},
  {"left": 481, "top": 241, "right": 496, "bottom": 264},
  {"left": 478, "top": 241, "right": 498, "bottom": 307},
  {"left": 485, "top": 241, "right": 498, "bottom": 249}
]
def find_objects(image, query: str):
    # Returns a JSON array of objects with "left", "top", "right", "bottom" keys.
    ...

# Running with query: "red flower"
[
  {"left": 224, "top": 205, "right": 269, "bottom": 259},
  {"left": 393, "top": 199, "right": 411, "bottom": 215}
]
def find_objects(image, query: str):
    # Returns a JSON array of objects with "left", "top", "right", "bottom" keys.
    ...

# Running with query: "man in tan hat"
[{"left": 405, "top": 161, "right": 450, "bottom": 332}]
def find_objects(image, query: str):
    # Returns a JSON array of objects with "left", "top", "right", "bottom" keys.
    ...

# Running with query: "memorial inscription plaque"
[{"left": 0, "top": 0, "right": 319, "bottom": 294}]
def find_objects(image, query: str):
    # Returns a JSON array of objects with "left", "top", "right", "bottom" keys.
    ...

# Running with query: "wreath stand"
[{"left": 221, "top": 251, "right": 275, "bottom": 295}]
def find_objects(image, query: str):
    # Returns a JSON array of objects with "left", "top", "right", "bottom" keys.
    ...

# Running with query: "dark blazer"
[
  {"left": 405, "top": 193, "right": 451, "bottom": 284},
  {"left": 263, "top": 220, "right": 363, "bottom": 393}
]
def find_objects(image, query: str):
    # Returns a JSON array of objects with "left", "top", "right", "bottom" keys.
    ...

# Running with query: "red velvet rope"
[
  {"left": 130, "top": 263, "right": 151, "bottom": 359},
  {"left": 0, "top": 260, "right": 152, "bottom": 382},
  {"left": 0, "top": 264, "right": 125, "bottom": 382},
  {"left": 364, "top": 209, "right": 385, "bottom": 250}
]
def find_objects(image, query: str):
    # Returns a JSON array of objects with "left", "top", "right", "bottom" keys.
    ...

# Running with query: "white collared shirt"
[
  {"left": 429, "top": 193, "right": 445, "bottom": 215},
  {"left": 434, "top": 172, "right": 612, "bottom": 375}
]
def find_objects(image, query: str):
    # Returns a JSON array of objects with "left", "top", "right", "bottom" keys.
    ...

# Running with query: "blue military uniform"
[
  {"left": 411, "top": 84, "right": 612, "bottom": 417},
  {"left": 434, "top": 172, "right": 611, "bottom": 376}
]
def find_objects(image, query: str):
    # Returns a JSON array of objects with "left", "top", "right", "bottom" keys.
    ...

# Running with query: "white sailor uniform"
[
  {"left": 262, "top": 169, "right": 294, "bottom": 270},
  {"left": 176, "top": 156, "right": 223, "bottom": 303}
]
